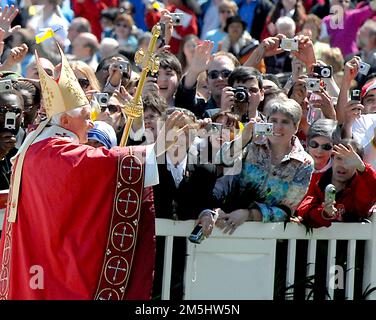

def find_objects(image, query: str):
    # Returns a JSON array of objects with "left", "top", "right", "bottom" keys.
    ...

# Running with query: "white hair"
[
  {"left": 275, "top": 16, "right": 296, "bottom": 38},
  {"left": 50, "top": 106, "right": 86, "bottom": 125}
]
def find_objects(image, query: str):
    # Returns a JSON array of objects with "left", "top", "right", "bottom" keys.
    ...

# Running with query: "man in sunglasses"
[
  {"left": 296, "top": 139, "right": 376, "bottom": 228},
  {"left": 175, "top": 42, "right": 240, "bottom": 119},
  {"left": 205, "top": 66, "right": 265, "bottom": 121}
]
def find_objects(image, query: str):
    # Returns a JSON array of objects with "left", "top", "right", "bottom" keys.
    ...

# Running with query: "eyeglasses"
[
  {"left": 0, "top": 106, "right": 21, "bottom": 114},
  {"left": 207, "top": 69, "right": 232, "bottom": 80},
  {"left": 308, "top": 140, "right": 333, "bottom": 151},
  {"left": 100, "top": 105, "right": 119, "bottom": 114},
  {"left": 78, "top": 78, "right": 90, "bottom": 89}
]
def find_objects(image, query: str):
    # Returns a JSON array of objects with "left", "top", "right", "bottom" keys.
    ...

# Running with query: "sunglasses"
[
  {"left": 308, "top": 140, "right": 333, "bottom": 151},
  {"left": 100, "top": 105, "right": 119, "bottom": 114},
  {"left": 207, "top": 69, "right": 232, "bottom": 80},
  {"left": 78, "top": 78, "right": 90, "bottom": 89},
  {"left": 0, "top": 106, "right": 21, "bottom": 114}
]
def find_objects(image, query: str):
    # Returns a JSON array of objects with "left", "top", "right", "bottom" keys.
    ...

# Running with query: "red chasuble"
[{"left": 0, "top": 137, "right": 156, "bottom": 299}]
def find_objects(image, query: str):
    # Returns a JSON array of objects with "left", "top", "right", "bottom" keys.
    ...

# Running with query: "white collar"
[
  {"left": 32, "top": 124, "right": 79, "bottom": 145},
  {"left": 166, "top": 153, "right": 188, "bottom": 171}
]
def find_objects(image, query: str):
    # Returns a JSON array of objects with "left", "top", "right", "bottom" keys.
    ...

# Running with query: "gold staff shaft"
[{"left": 119, "top": 24, "right": 161, "bottom": 147}]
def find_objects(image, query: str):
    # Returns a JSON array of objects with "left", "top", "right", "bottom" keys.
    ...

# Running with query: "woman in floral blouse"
[{"left": 200, "top": 98, "right": 314, "bottom": 236}]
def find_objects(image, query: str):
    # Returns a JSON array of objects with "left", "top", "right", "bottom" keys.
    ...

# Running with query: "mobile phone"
[
  {"left": 350, "top": 89, "right": 361, "bottom": 101},
  {"left": 188, "top": 224, "right": 205, "bottom": 244},
  {"left": 4, "top": 112, "right": 16, "bottom": 130}
]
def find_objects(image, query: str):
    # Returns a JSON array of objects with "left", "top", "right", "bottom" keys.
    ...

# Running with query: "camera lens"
[
  {"left": 100, "top": 97, "right": 108, "bottom": 104},
  {"left": 321, "top": 68, "right": 330, "bottom": 78},
  {"left": 234, "top": 92, "right": 246, "bottom": 102},
  {"left": 5, "top": 85, "right": 10, "bottom": 90}
]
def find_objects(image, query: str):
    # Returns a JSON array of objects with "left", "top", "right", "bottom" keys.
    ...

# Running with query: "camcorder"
[
  {"left": 170, "top": 12, "right": 184, "bottom": 26},
  {"left": 305, "top": 78, "right": 321, "bottom": 92},
  {"left": 253, "top": 122, "right": 273, "bottom": 136},
  {"left": 0, "top": 79, "right": 12, "bottom": 92},
  {"left": 93, "top": 92, "right": 109, "bottom": 106},
  {"left": 232, "top": 86, "right": 248, "bottom": 103},
  {"left": 280, "top": 38, "right": 298, "bottom": 51},
  {"left": 350, "top": 89, "right": 361, "bottom": 101},
  {"left": 359, "top": 61, "right": 371, "bottom": 76},
  {"left": 313, "top": 65, "right": 333, "bottom": 78},
  {"left": 188, "top": 224, "right": 205, "bottom": 244}
]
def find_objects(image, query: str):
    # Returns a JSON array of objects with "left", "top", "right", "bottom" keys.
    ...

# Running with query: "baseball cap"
[{"left": 361, "top": 79, "right": 376, "bottom": 99}]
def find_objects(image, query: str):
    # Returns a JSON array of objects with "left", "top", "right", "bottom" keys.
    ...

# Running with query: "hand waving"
[{"left": 0, "top": 5, "right": 21, "bottom": 39}]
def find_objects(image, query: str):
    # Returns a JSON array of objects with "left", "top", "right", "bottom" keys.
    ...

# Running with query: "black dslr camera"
[{"left": 232, "top": 86, "right": 248, "bottom": 103}]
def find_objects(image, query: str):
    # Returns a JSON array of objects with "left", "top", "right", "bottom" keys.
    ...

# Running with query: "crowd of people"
[{"left": 0, "top": 0, "right": 375, "bottom": 300}]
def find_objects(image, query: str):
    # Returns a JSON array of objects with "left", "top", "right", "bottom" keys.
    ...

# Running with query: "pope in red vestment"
[
  {"left": 0, "top": 126, "right": 157, "bottom": 299},
  {"left": 0, "top": 43, "right": 161, "bottom": 300}
]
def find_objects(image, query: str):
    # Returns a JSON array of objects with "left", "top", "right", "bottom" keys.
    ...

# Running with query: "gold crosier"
[{"left": 119, "top": 24, "right": 161, "bottom": 147}]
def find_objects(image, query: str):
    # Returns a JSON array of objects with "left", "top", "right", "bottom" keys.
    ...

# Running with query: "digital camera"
[
  {"left": 350, "top": 89, "right": 361, "bottom": 101},
  {"left": 280, "top": 38, "right": 298, "bottom": 51},
  {"left": 0, "top": 79, "right": 12, "bottom": 92},
  {"left": 253, "top": 122, "right": 273, "bottom": 136},
  {"left": 188, "top": 224, "right": 205, "bottom": 244},
  {"left": 359, "top": 61, "right": 371, "bottom": 76},
  {"left": 305, "top": 78, "right": 320, "bottom": 92},
  {"left": 232, "top": 86, "right": 248, "bottom": 103},
  {"left": 4, "top": 112, "right": 16, "bottom": 130},
  {"left": 93, "top": 92, "right": 109, "bottom": 106},
  {"left": 170, "top": 12, "right": 184, "bottom": 26},
  {"left": 313, "top": 65, "right": 332, "bottom": 78},
  {"left": 205, "top": 122, "right": 223, "bottom": 134}
]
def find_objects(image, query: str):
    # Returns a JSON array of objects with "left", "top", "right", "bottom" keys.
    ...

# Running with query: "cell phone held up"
[
  {"left": 350, "top": 89, "right": 361, "bottom": 102},
  {"left": 188, "top": 224, "right": 205, "bottom": 244}
]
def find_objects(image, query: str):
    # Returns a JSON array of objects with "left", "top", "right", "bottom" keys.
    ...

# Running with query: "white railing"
[
  {"left": 1, "top": 211, "right": 375, "bottom": 300},
  {"left": 156, "top": 218, "right": 376, "bottom": 300}
]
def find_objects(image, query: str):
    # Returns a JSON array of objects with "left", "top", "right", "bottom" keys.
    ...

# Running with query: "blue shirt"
[{"left": 238, "top": 0, "right": 258, "bottom": 32}]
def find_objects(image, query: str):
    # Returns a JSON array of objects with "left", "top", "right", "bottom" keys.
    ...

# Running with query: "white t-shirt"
[{"left": 352, "top": 113, "right": 376, "bottom": 147}]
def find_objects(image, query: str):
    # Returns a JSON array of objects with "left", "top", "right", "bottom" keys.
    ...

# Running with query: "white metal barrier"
[
  {"left": 156, "top": 218, "right": 376, "bottom": 300},
  {"left": 1, "top": 211, "right": 375, "bottom": 300}
]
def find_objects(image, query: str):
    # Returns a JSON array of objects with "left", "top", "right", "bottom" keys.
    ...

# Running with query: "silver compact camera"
[
  {"left": 4, "top": 112, "right": 16, "bottom": 130},
  {"left": 305, "top": 78, "right": 320, "bottom": 92},
  {"left": 0, "top": 79, "right": 12, "bottom": 92},
  {"left": 170, "top": 12, "right": 184, "bottom": 26},
  {"left": 254, "top": 122, "right": 273, "bottom": 136},
  {"left": 359, "top": 61, "right": 371, "bottom": 76},
  {"left": 93, "top": 92, "right": 109, "bottom": 106},
  {"left": 280, "top": 38, "right": 298, "bottom": 51},
  {"left": 313, "top": 65, "right": 332, "bottom": 78}
]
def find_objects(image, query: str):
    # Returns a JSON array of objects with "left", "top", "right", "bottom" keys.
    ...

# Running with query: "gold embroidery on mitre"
[{"left": 35, "top": 43, "right": 89, "bottom": 118}]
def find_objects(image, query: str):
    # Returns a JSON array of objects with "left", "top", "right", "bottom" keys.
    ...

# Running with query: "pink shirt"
[{"left": 323, "top": 5, "right": 375, "bottom": 57}]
